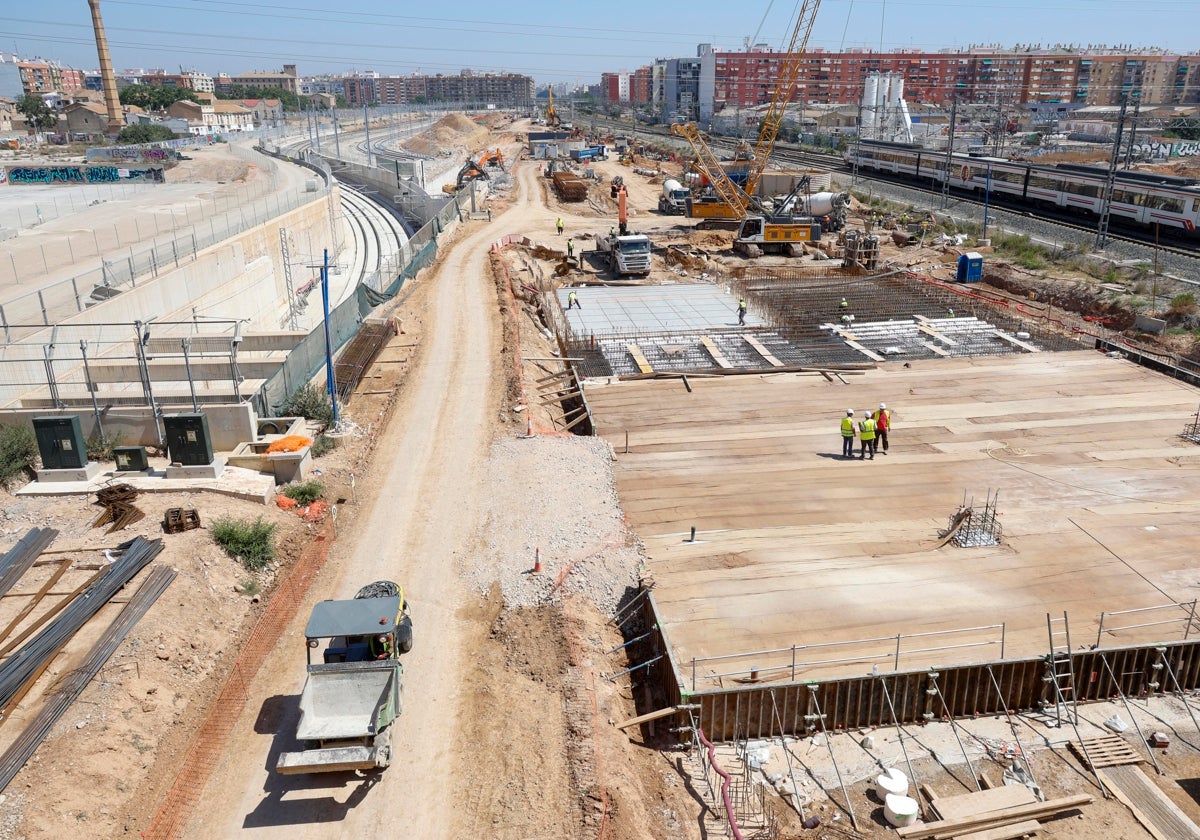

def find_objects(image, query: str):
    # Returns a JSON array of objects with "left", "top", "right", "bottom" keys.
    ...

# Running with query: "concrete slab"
[
  {"left": 586, "top": 350, "right": 1200, "bottom": 684},
  {"left": 558, "top": 284, "right": 762, "bottom": 335},
  {"left": 17, "top": 461, "right": 274, "bottom": 504}
]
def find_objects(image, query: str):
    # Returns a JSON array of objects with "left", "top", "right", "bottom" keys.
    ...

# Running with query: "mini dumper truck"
[{"left": 275, "top": 581, "right": 413, "bottom": 775}]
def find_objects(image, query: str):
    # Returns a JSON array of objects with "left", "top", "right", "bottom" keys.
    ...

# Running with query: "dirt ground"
[{"left": 1, "top": 115, "right": 1196, "bottom": 840}]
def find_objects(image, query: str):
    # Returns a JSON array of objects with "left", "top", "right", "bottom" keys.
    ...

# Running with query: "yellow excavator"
[{"left": 546, "top": 87, "right": 561, "bottom": 128}]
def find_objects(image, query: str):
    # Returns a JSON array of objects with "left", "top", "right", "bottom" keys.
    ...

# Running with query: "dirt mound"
[
  {"left": 164, "top": 148, "right": 250, "bottom": 183},
  {"left": 404, "top": 113, "right": 491, "bottom": 156}
]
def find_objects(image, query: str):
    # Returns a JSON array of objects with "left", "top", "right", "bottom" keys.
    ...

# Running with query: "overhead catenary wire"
[{"left": 0, "top": 565, "right": 177, "bottom": 793}]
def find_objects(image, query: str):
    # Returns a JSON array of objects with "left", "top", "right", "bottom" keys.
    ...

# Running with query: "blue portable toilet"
[{"left": 956, "top": 252, "right": 984, "bottom": 283}]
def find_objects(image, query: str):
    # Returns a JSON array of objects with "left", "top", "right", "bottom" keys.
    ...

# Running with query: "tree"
[
  {"left": 215, "top": 85, "right": 303, "bottom": 112},
  {"left": 119, "top": 84, "right": 199, "bottom": 112},
  {"left": 16, "top": 94, "right": 57, "bottom": 133},
  {"left": 117, "top": 123, "right": 177, "bottom": 144}
]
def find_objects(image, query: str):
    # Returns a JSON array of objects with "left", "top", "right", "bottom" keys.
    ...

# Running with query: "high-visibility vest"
[
  {"left": 841, "top": 417, "right": 855, "bottom": 437},
  {"left": 860, "top": 418, "right": 876, "bottom": 441},
  {"left": 875, "top": 409, "right": 890, "bottom": 431}
]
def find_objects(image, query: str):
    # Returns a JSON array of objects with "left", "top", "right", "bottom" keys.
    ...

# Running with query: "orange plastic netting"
[{"left": 263, "top": 435, "right": 312, "bottom": 454}]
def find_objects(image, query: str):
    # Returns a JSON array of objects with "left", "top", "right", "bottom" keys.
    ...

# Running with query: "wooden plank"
[
  {"left": 895, "top": 795, "right": 1092, "bottom": 840},
  {"left": 616, "top": 706, "right": 684, "bottom": 730},
  {"left": 922, "top": 340, "right": 952, "bottom": 357},
  {"left": 932, "top": 785, "right": 1037, "bottom": 820},
  {"left": 740, "top": 334, "right": 784, "bottom": 367},
  {"left": 844, "top": 338, "right": 886, "bottom": 362},
  {"left": 626, "top": 343, "right": 653, "bottom": 374},
  {"left": 917, "top": 324, "right": 959, "bottom": 346},
  {"left": 958, "top": 820, "right": 1040, "bottom": 840},
  {"left": 1101, "top": 765, "right": 1200, "bottom": 840},
  {"left": 699, "top": 336, "right": 733, "bottom": 369},
  {"left": 992, "top": 330, "right": 1042, "bottom": 353}
]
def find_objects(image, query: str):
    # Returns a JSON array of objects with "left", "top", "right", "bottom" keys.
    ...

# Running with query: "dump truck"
[
  {"left": 275, "top": 581, "right": 413, "bottom": 775},
  {"left": 595, "top": 232, "right": 652, "bottom": 279},
  {"left": 658, "top": 179, "right": 690, "bottom": 215}
]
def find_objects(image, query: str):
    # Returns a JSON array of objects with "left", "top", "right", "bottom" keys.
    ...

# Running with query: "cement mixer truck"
[
  {"left": 776, "top": 191, "right": 851, "bottom": 233},
  {"left": 658, "top": 178, "right": 691, "bottom": 215}
]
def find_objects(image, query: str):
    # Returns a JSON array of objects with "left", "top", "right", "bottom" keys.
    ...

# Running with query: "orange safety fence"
[
  {"left": 140, "top": 521, "right": 336, "bottom": 839},
  {"left": 263, "top": 435, "right": 312, "bottom": 454}
]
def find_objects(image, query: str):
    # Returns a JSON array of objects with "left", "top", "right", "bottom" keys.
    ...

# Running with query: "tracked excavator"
[{"left": 441, "top": 158, "right": 489, "bottom": 195}]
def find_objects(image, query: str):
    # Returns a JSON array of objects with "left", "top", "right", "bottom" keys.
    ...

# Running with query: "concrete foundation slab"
[
  {"left": 35, "top": 462, "right": 102, "bottom": 483},
  {"left": 166, "top": 457, "right": 227, "bottom": 481},
  {"left": 559, "top": 284, "right": 759, "bottom": 335},
  {"left": 18, "top": 460, "right": 272, "bottom": 504},
  {"left": 586, "top": 350, "right": 1200, "bottom": 686}
]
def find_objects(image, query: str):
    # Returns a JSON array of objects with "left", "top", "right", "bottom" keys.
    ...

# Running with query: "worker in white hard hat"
[
  {"left": 840, "top": 409, "right": 856, "bottom": 459},
  {"left": 858, "top": 410, "right": 877, "bottom": 460},
  {"left": 874, "top": 403, "right": 892, "bottom": 455}
]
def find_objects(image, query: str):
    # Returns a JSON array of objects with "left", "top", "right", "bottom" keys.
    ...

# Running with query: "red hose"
[{"left": 696, "top": 728, "right": 744, "bottom": 840}]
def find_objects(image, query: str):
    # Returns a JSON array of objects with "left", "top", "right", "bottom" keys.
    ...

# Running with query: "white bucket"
[
  {"left": 884, "top": 793, "right": 920, "bottom": 827},
  {"left": 874, "top": 767, "right": 909, "bottom": 798}
]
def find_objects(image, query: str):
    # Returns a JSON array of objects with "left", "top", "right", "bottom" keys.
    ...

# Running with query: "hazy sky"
[{"left": 8, "top": 0, "right": 1198, "bottom": 85}]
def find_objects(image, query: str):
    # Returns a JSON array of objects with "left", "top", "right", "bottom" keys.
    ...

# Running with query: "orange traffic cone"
[{"left": 532, "top": 547, "right": 542, "bottom": 574}]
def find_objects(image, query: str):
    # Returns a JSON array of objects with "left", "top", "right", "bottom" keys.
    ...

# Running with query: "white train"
[{"left": 845, "top": 140, "right": 1200, "bottom": 235}]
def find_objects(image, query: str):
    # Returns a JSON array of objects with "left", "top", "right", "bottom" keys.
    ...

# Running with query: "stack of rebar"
[
  {"left": 0, "top": 564, "right": 176, "bottom": 792},
  {"left": 551, "top": 171, "right": 588, "bottom": 202},
  {"left": 0, "top": 529, "right": 58, "bottom": 598},
  {"left": 0, "top": 536, "right": 164, "bottom": 712}
]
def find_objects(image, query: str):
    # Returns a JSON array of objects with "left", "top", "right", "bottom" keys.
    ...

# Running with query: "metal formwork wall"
[{"left": 640, "top": 607, "right": 1200, "bottom": 743}]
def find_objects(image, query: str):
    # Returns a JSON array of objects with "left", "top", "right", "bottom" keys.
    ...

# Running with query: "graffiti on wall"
[
  {"left": 1174, "top": 142, "right": 1200, "bottom": 158},
  {"left": 86, "top": 146, "right": 178, "bottom": 162},
  {"left": 4, "top": 165, "right": 165, "bottom": 185}
]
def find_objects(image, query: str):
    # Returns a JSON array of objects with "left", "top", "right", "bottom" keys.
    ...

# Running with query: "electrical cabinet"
[
  {"left": 33, "top": 416, "right": 88, "bottom": 470},
  {"left": 163, "top": 413, "right": 214, "bottom": 466}
]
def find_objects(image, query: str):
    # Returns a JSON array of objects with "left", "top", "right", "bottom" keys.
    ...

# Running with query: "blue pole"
[
  {"left": 983, "top": 164, "right": 992, "bottom": 240},
  {"left": 321, "top": 248, "right": 339, "bottom": 425}
]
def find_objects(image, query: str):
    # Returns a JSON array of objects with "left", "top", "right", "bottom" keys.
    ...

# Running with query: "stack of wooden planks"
[{"left": 898, "top": 786, "right": 1090, "bottom": 840}]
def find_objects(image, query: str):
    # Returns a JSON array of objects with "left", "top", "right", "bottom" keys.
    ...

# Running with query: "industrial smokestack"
[{"left": 87, "top": 0, "right": 125, "bottom": 136}]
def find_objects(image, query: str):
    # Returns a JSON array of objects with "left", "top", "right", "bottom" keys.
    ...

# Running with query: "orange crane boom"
[{"left": 671, "top": 0, "right": 822, "bottom": 217}]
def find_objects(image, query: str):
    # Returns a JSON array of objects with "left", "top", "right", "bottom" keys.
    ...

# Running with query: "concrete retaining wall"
[{"left": 0, "top": 403, "right": 256, "bottom": 451}]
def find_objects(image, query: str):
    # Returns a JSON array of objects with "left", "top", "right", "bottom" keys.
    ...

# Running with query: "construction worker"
[
  {"left": 370, "top": 633, "right": 393, "bottom": 660},
  {"left": 737, "top": 298, "right": 747, "bottom": 326},
  {"left": 841, "top": 409, "right": 856, "bottom": 459},
  {"left": 841, "top": 313, "right": 855, "bottom": 327},
  {"left": 610, "top": 225, "right": 616, "bottom": 238},
  {"left": 874, "top": 403, "right": 891, "bottom": 455},
  {"left": 567, "top": 290, "right": 580, "bottom": 310},
  {"left": 556, "top": 218, "right": 564, "bottom": 235},
  {"left": 839, "top": 297, "right": 849, "bottom": 311},
  {"left": 858, "top": 410, "right": 877, "bottom": 460},
  {"left": 567, "top": 238, "right": 575, "bottom": 258},
  {"left": 946, "top": 306, "right": 955, "bottom": 318}
]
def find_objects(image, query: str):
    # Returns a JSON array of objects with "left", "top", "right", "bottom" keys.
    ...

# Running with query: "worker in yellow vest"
[
  {"left": 858, "top": 411, "right": 876, "bottom": 460},
  {"left": 840, "top": 409, "right": 856, "bottom": 459},
  {"left": 873, "top": 403, "right": 891, "bottom": 454}
]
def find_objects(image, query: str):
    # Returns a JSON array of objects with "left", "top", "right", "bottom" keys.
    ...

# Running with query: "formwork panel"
[{"left": 601, "top": 350, "right": 1200, "bottom": 738}]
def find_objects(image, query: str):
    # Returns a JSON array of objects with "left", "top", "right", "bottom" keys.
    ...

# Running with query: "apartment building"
[{"left": 342, "top": 70, "right": 533, "bottom": 106}]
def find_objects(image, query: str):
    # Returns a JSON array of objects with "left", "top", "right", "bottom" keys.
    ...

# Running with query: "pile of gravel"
[{"left": 460, "top": 434, "right": 643, "bottom": 616}]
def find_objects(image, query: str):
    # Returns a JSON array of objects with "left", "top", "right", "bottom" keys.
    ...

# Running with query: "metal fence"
[{"left": 0, "top": 146, "right": 326, "bottom": 333}]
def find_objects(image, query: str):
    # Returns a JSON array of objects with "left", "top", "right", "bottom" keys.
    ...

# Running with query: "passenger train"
[{"left": 845, "top": 139, "right": 1200, "bottom": 235}]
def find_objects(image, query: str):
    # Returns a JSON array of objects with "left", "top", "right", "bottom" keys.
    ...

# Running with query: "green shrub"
[
  {"left": 86, "top": 431, "right": 124, "bottom": 462},
  {"left": 282, "top": 480, "right": 324, "bottom": 505},
  {"left": 310, "top": 434, "right": 334, "bottom": 458},
  {"left": 237, "top": 579, "right": 261, "bottom": 597},
  {"left": 211, "top": 516, "right": 277, "bottom": 571},
  {"left": 1169, "top": 293, "right": 1198, "bottom": 316},
  {"left": 0, "top": 425, "right": 38, "bottom": 487},
  {"left": 280, "top": 383, "right": 334, "bottom": 426}
]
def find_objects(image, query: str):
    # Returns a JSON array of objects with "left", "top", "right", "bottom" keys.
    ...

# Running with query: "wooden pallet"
[
  {"left": 1069, "top": 734, "right": 1142, "bottom": 769},
  {"left": 163, "top": 508, "right": 202, "bottom": 534}
]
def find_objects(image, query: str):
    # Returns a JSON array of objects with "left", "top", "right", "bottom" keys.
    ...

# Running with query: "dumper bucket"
[{"left": 276, "top": 743, "right": 389, "bottom": 775}]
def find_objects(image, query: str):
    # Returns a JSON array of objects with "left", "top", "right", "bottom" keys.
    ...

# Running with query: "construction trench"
[{"left": 535, "top": 262, "right": 1200, "bottom": 761}]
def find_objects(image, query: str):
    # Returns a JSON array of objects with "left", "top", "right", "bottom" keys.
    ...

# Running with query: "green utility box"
[
  {"left": 163, "top": 413, "right": 214, "bottom": 466},
  {"left": 113, "top": 445, "right": 150, "bottom": 472},
  {"left": 32, "top": 416, "right": 88, "bottom": 470}
]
